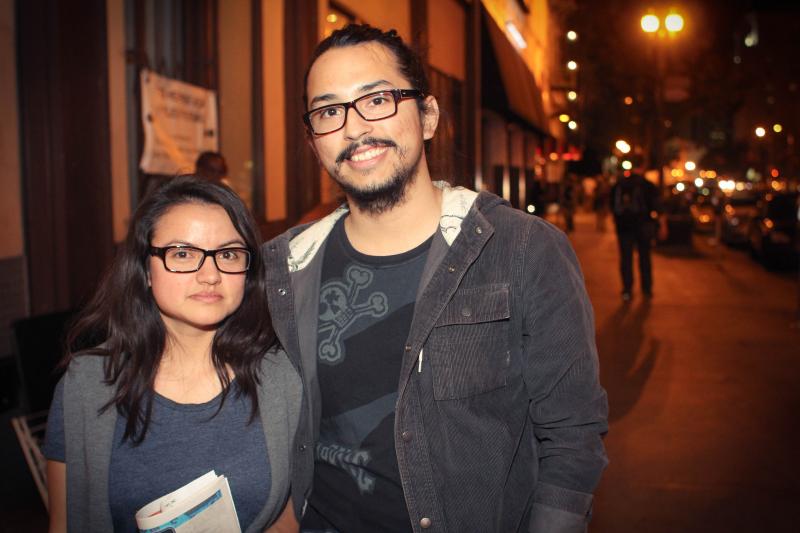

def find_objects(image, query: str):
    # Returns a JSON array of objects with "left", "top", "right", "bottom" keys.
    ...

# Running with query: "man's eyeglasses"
[
  {"left": 303, "top": 89, "right": 423, "bottom": 135},
  {"left": 149, "top": 246, "right": 252, "bottom": 274}
]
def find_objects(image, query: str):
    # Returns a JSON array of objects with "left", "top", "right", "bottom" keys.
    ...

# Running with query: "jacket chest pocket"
[{"left": 427, "top": 284, "right": 511, "bottom": 400}]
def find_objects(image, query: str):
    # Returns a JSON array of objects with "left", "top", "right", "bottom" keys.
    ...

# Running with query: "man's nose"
[{"left": 343, "top": 106, "right": 371, "bottom": 140}]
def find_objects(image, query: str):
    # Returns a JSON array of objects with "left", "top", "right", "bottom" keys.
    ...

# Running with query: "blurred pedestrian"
[
  {"left": 561, "top": 173, "right": 578, "bottom": 233},
  {"left": 594, "top": 174, "right": 610, "bottom": 231},
  {"left": 195, "top": 151, "right": 230, "bottom": 185},
  {"left": 610, "top": 170, "right": 666, "bottom": 300}
]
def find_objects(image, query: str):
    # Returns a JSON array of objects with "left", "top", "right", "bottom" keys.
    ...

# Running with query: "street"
[{"left": 566, "top": 212, "right": 800, "bottom": 532}]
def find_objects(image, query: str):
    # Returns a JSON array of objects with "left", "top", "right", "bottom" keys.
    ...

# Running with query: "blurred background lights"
[
  {"left": 567, "top": 60, "right": 578, "bottom": 70},
  {"left": 505, "top": 22, "right": 528, "bottom": 49},
  {"left": 559, "top": 113, "right": 570, "bottom": 123},
  {"left": 568, "top": 120, "right": 578, "bottom": 130},
  {"left": 527, "top": 205, "right": 536, "bottom": 214},
  {"left": 755, "top": 126, "right": 766, "bottom": 137},
  {"left": 567, "top": 91, "right": 578, "bottom": 101},
  {"left": 773, "top": 124, "right": 783, "bottom": 133},
  {"left": 694, "top": 177, "right": 704, "bottom": 187},
  {"left": 622, "top": 160, "right": 633, "bottom": 170},
  {"left": 641, "top": 14, "right": 659, "bottom": 33},
  {"left": 615, "top": 140, "right": 631, "bottom": 153},
  {"left": 665, "top": 14, "right": 684, "bottom": 32},
  {"left": 624, "top": 96, "right": 634, "bottom": 105},
  {"left": 685, "top": 161, "right": 696, "bottom": 171},
  {"left": 676, "top": 182, "right": 686, "bottom": 192},
  {"left": 567, "top": 30, "right": 578, "bottom": 41}
]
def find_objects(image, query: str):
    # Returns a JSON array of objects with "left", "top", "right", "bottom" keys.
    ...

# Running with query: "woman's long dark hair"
[{"left": 64, "top": 177, "right": 276, "bottom": 443}]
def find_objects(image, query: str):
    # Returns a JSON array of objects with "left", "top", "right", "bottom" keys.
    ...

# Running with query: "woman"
[{"left": 43, "top": 177, "right": 301, "bottom": 532}]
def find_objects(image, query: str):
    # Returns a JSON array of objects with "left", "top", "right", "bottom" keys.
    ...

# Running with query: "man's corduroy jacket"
[{"left": 263, "top": 183, "right": 608, "bottom": 533}]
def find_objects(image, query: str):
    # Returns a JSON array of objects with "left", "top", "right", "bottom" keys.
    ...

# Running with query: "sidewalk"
[{"left": 564, "top": 211, "right": 800, "bottom": 532}]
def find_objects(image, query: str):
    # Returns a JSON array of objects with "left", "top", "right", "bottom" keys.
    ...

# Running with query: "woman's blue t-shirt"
[{"left": 44, "top": 379, "right": 271, "bottom": 532}]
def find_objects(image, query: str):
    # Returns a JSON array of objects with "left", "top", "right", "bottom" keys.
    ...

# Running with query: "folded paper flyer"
[{"left": 135, "top": 470, "right": 241, "bottom": 533}]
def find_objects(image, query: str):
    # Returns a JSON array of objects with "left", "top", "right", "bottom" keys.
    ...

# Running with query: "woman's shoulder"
[{"left": 62, "top": 352, "right": 110, "bottom": 389}]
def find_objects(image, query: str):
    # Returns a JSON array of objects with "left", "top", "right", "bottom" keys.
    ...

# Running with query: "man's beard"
[{"left": 330, "top": 137, "right": 422, "bottom": 215}]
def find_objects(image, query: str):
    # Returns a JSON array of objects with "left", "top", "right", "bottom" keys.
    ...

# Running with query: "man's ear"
[
  {"left": 421, "top": 95, "right": 439, "bottom": 141},
  {"left": 305, "top": 131, "right": 322, "bottom": 160}
]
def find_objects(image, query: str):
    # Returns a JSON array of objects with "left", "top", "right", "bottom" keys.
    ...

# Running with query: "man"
[
  {"left": 265, "top": 24, "right": 608, "bottom": 533},
  {"left": 194, "top": 151, "right": 229, "bottom": 184},
  {"left": 609, "top": 169, "right": 665, "bottom": 300}
]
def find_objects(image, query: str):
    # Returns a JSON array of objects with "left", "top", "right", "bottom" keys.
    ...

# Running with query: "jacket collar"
[{"left": 287, "top": 181, "right": 479, "bottom": 272}]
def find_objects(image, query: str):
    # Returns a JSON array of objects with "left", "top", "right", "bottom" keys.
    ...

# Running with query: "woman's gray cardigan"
[{"left": 60, "top": 349, "right": 302, "bottom": 532}]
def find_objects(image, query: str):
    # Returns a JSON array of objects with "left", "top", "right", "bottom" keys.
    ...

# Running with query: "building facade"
[{"left": 0, "top": 0, "right": 570, "bottom": 362}]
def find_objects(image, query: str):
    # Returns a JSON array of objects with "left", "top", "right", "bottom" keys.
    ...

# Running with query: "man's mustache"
[{"left": 336, "top": 137, "right": 397, "bottom": 164}]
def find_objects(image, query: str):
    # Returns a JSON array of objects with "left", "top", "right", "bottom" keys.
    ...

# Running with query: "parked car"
[
  {"left": 690, "top": 194, "right": 716, "bottom": 233},
  {"left": 748, "top": 192, "right": 799, "bottom": 268},
  {"left": 721, "top": 191, "right": 759, "bottom": 245}
]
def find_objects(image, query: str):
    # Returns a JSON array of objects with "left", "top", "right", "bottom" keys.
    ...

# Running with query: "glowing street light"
[
  {"left": 665, "top": 14, "right": 684, "bottom": 33},
  {"left": 567, "top": 91, "right": 578, "bottom": 101},
  {"left": 567, "top": 30, "right": 578, "bottom": 41},
  {"left": 755, "top": 126, "right": 766, "bottom": 138},
  {"left": 615, "top": 140, "right": 632, "bottom": 154},
  {"left": 641, "top": 14, "right": 660, "bottom": 33},
  {"left": 568, "top": 121, "right": 578, "bottom": 130},
  {"left": 567, "top": 60, "right": 578, "bottom": 71}
]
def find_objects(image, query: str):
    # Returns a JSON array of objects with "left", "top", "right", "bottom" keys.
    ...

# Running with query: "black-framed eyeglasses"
[
  {"left": 303, "top": 89, "right": 423, "bottom": 135},
  {"left": 149, "top": 246, "right": 252, "bottom": 274}
]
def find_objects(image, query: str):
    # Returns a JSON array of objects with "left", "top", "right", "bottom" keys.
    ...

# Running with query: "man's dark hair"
[{"left": 303, "top": 23, "right": 429, "bottom": 113}]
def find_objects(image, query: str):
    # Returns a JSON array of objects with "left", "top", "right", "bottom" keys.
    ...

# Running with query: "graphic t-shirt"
[
  {"left": 302, "top": 217, "right": 431, "bottom": 533},
  {"left": 44, "top": 379, "right": 270, "bottom": 532}
]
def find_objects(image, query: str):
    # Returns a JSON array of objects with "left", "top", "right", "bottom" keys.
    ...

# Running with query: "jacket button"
[
  {"left": 420, "top": 517, "right": 432, "bottom": 528},
  {"left": 475, "top": 226, "right": 483, "bottom": 235},
  {"left": 278, "top": 288, "right": 287, "bottom": 296},
  {"left": 401, "top": 430, "right": 413, "bottom": 442},
  {"left": 461, "top": 307, "right": 472, "bottom": 317},
  {"left": 298, "top": 443, "right": 307, "bottom": 452},
  {"left": 447, "top": 265, "right": 456, "bottom": 273},
  {"left": 405, "top": 344, "right": 412, "bottom": 352}
]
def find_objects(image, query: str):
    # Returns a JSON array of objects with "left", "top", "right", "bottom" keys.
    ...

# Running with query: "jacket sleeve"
[{"left": 521, "top": 223, "right": 609, "bottom": 533}]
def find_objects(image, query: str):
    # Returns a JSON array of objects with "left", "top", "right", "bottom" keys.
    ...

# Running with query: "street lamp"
[
  {"left": 664, "top": 14, "right": 684, "bottom": 33},
  {"left": 641, "top": 14, "right": 659, "bottom": 33},
  {"left": 640, "top": 10, "right": 685, "bottom": 188}
]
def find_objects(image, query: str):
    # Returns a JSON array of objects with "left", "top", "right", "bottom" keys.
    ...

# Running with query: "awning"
[{"left": 482, "top": 10, "right": 548, "bottom": 134}]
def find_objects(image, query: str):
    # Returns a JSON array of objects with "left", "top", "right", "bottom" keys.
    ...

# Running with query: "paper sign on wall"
[{"left": 139, "top": 70, "right": 218, "bottom": 175}]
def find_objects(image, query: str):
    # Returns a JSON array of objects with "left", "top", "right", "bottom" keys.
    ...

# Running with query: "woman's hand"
[
  {"left": 47, "top": 460, "right": 67, "bottom": 533},
  {"left": 264, "top": 496, "right": 299, "bottom": 533}
]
